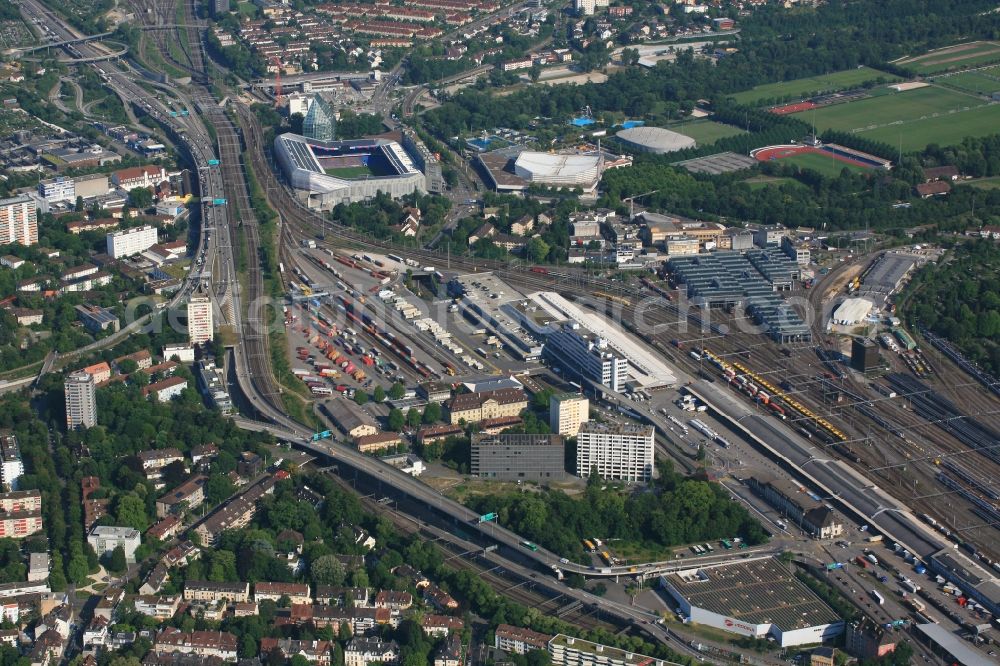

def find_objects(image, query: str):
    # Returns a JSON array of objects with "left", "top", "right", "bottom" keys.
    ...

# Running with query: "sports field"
[
  {"left": 743, "top": 175, "right": 808, "bottom": 191},
  {"left": 896, "top": 41, "right": 1000, "bottom": 75},
  {"left": 730, "top": 67, "right": 900, "bottom": 105},
  {"left": 791, "top": 85, "right": 1000, "bottom": 152},
  {"left": 666, "top": 119, "right": 745, "bottom": 145},
  {"left": 932, "top": 66, "right": 1000, "bottom": 95},
  {"left": 324, "top": 165, "right": 374, "bottom": 178},
  {"left": 776, "top": 152, "right": 870, "bottom": 177}
]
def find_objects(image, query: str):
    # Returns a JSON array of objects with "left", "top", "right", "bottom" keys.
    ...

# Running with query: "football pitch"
[
  {"left": 666, "top": 119, "right": 745, "bottom": 145},
  {"left": 777, "top": 152, "right": 870, "bottom": 177},
  {"left": 791, "top": 86, "right": 1000, "bottom": 152},
  {"left": 730, "top": 67, "right": 900, "bottom": 105},
  {"left": 324, "top": 165, "right": 375, "bottom": 178},
  {"left": 896, "top": 41, "right": 1000, "bottom": 75},
  {"left": 932, "top": 66, "right": 1000, "bottom": 95}
]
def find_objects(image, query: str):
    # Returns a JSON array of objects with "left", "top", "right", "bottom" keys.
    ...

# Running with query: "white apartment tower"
[
  {"left": 106, "top": 225, "right": 158, "bottom": 259},
  {"left": 550, "top": 393, "right": 589, "bottom": 436},
  {"left": 0, "top": 195, "right": 38, "bottom": 246},
  {"left": 187, "top": 295, "right": 213, "bottom": 345},
  {"left": 65, "top": 371, "right": 98, "bottom": 429},
  {"left": 576, "top": 421, "right": 654, "bottom": 482}
]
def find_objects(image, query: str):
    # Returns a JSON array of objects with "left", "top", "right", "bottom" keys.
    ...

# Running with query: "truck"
[
  {"left": 855, "top": 555, "right": 870, "bottom": 569},
  {"left": 870, "top": 590, "right": 885, "bottom": 605},
  {"left": 901, "top": 580, "right": 920, "bottom": 594},
  {"left": 866, "top": 554, "right": 879, "bottom": 566}
]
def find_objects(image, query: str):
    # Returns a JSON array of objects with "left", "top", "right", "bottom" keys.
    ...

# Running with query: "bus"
[
  {"left": 520, "top": 541, "right": 539, "bottom": 552},
  {"left": 703, "top": 543, "right": 714, "bottom": 553},
  {"left": 310, "top": 386, "right": 333, "bottom": 396},
  {"left": 387, "top": 254, "right": 403, "bottom": 263},
  {"left": 582, "top": 539, "right": 595, "bottom": 552},
  {"left": 600, "top": 551, "right": 613, "bottom": 565},
  {"left": 870, "top": 590, "right": 885, "bottom": 605},
  {"left": 721, "top": 539, "right": 733, "bottom": 549}
]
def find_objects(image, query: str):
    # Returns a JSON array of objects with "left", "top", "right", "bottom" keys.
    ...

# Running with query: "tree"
[
  {"left": 108, "top": 545, "right": 127, "bottom": 573},
  {"left": 310, "top": 554, "right": 346, "bottom": 586},
  {"left": 354, "top": 391, "right": 369, "bottom": 406},
  {"left": 205, "top": 474, "right": 236, "bottom": 505},
  {"left": 388, "top": 382, "right": 406, "bottom": 400},
  {"left": 387, "top": 408, "right": 405, "bottom": 432},
  {"left": 422, "top": 402, "right": 442, "bottom": 423},
  {"left": 406, "top": 408, "right": 422, "bottom": 428},
  {"left": 373, "top": 385, "right": 386, "bottom": 403},
  {"left": 161, "top": 460, "right": 188, "bottom": 487},
  {"left": 114, "top": 493, "right": 149, "bottom": 531},
  {"left": 529, "top": 63, "right": 542, "bottom": 82},
  {"left": 74, "top": 195, "right": 84, "bottom": 212},
  {"left": 526, "top": 237, "right": 550, "bottom": 263},
  {"left": 128, "top": 187, "right": 153, "bottom": 210}
]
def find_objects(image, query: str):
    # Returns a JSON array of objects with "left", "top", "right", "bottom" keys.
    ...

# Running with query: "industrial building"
[
  {"left": 65, "top": 370, "right": 97, "bottom": 429},
  {"left": 746, "top": 477, "right": 843, "bottom": 539},
  {"left": 832, "top": 298, "right": 874, "bottom": 326},
  {"left": 550, "top": 393, "right": 589, "bottom": 436},
  {"left": 659, "top": 558, "right": 844, "bottom": 647},
  {"left": 274, "top": 133, "right": 426, "bottom": 210},
  {"left": 470, "top": 433, "right": 566, "bottom": 481},
  {"left": 859, "top": 252, "right": 917, "bottom": 298},
  {"left": 576, "top": 421, "right": 654, "bottom": 482},
  {"left": 666, "top": 251, "right": 812, "bottom": 343},
  {"left": 850, "top": 337, "right": 881, "bottom": 373},
  {"left": 453, "top": 273, "right": 544, "bottom": 361},
  {"left": 615, "top": 126, "right": 696, "bottom": 155}
]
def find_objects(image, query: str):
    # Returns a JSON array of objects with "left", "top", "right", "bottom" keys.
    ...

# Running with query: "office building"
[
  {"left": 471, "top": 434, "right": 565, "bottom": 481},
  {"left": 576, "top": 421, "right": 653, "bottom": 482},
  {"left": 544, "top": 322, "right": 629, "bottom": 392},
  {"left": 303, "top": 95, "right": 336, "bottom": 142},
  {"left": 444, "top": 388, "right": 528, "bottom": 425},
  {"left": 38, "top": 176, "right": 75, "bottom": 204},
  {"left": 0, "top": 435, "right": 23, "bottom": 491},
  {"left": 0, "top": 195, "right": 38, "bottom": 246},
  {"left": 187, "top": 295, "right": 213, "bottom": 345},
  {"left": 65, "top": 371, "right": 97, "bottom": 429},
  {"left": 549, "top": 393, "right": 589, "bottom": 436},
  {"left": 87, "top": 525, "right": 141, "bottom": 562},
  {"left": 107, "top": 225, "right": 158, "bottom": 259}
]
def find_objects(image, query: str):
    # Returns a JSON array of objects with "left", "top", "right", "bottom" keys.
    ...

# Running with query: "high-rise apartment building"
[
  {"left": 576, "top": 421, "right": 654, "bottom": 482},
  {"left": 0, "top": 195, "right": 38, "bottom": 246},
  {"left": 106, "top": 225, "right": 158, "bottom": 259},
  {"left": 0, "top": 435, "right": 23, "bottom": 491},
  {"left": 187, "top": 295, "right": 213, "bottom": 345},
  {"left": 549, "top": 393, "right": 589, "bottom": 436},
  {"left": 65, "top": 371, "right": 98, "bottom": 429}
]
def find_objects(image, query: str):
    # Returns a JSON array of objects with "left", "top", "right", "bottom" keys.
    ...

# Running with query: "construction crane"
[
  {"left": 623, "top": 190, "right": 659, "bottom": 218},
  {"left": 271, "top": 56, "right": 283, "bottom": 108}
]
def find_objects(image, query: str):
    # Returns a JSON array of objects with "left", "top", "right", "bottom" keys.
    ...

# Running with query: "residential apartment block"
[
  {"left": 65, "top": 371, "right": 97, "bottom": 429},
  {"left": 549, "top": 393, "right": 589, "bottom": 436},
  {"left": 183, "top": 581, "right": 250, "bottom": 604},
  {"left": 0, "top": 195, "right": 38, "bottom": 246},
  {"left": 575, "top": 422, "right": 654, "bottom": 482}
]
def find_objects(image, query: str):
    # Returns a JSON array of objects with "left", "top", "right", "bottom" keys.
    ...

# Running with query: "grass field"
[
  {"left": 324, "top": 166, "right": 374, "bottom": 178},
  {"left": 779, "top": 152, "right": 870, "bottom": 177},
  {"left": 966, "top": 176, "right": 1000, "bottom": 190},
  {"left": 791, "top": 85, "right": 1000, "bottom": 151},
  {"left": 730, "top": 67, "right": 900, "bottom": 105},
  {"left": 743, "top": 175, "right": 808, "bottom": 191},
  {"left": 932, "top": 66, "right": 1000, "bottom": 95},
  {"left": 897, "top": 41, "right": 1000, "bottom": 75},
  {"left": 668, "top": 119, "right": 745, "bottom": 145}
]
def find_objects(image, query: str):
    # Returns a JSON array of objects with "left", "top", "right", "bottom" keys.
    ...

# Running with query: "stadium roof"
[
  {"left": 513, "top": 152, "right": 602, "bottom": 182},
  {"left": 616, "top": 126, "right": 696, "bottom": 154}
]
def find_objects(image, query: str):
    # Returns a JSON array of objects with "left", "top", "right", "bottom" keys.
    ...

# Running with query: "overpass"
[{"left": 15, "top": 30, "right": 113, "bottom": 53}]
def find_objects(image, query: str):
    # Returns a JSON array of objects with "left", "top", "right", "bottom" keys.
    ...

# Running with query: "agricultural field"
[
  {"left": 896, "top": 41, "right": 1000, "bottom": 75},
  {"left": 932, "top": 66, "right": 1000, "bottom": 96},
  {"left": 667, "top": 119, "right": 745, "bottom": 145},
  {"left": 791, "top": 85, "right": 1000, "bottom": 152},
  {"left": 730, "top": 67, "right": 900, "bottom": 105}
]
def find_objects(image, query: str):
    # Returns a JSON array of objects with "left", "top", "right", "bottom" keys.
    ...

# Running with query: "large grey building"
[
  {"left": 471, "top": 434, "right": 565, "bottom": 481},
  {"left": 401, "top": 129, "right": 444, "bottom": 193}
]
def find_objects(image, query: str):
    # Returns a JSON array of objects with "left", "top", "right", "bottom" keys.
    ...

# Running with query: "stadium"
[
  {"left": 275, "top": 133, "right": 427, "bottom": 210},
  {"left": 615, "top": 126, "right": 697, "bottom": 154},
  {"left": 477, "top": 147, "right": 631, "bottom": 194}
]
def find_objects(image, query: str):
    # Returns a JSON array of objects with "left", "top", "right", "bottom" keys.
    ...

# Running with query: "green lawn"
[
  {"left": 932, "top": 66, "right": 1000, "bottom": 95},
  {"left": 743, "top": 175, "right": 808, "bottom": 191},
  {"left": 779, "top": 151, "right": 870, "bottom": 177},
  {"left": 730, "top": 67, "right": 900, "bottom": 105},
  {"left": 966, "top": 176, "right": 1000, "bottom": 190},
  {"left": 791, "top": 85, "right": 1000, "bottom": 151},
  {"left": 667, "top": 119, "right": 745, "bottom": 146},
  {"left": 897, "top": 41, "right": 1000, "bottom": 75},
  {"left": 324, "top": 165, "right": 374, "bottom": 178}
]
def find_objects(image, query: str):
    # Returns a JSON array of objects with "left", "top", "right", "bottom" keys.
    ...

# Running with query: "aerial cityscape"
[{"left": 0, "top": 0, "right": 999, "bottom": 664}]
